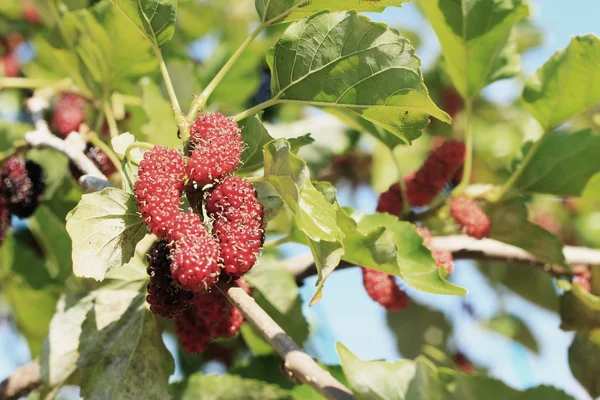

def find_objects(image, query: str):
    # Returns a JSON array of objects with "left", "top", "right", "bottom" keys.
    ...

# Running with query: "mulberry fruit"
[
  {"left": 194, "top": 278, "right": 249, "bottom": 338},
  {"left": 406, "top": 140, "right": 466, "bottom": 207},
  {"left": 69, "top": 144, "right": 117, "bottom": 180},
  {"left": 376, "top": 182, "right": 403, "bottom": 216},
  {"left": 450, "top": 197, "right": 491, "bottom": 239},
  {"left": 174, "top": 309, "right": 212, "bottom": 354},
  {"left": 51, "top": 93, "right": 88, "bottom": 138},
  {"left": 1, "top": 157, "right": 45, "bottom": 218},
  {"left": 206, "top": 176, "right": 265, "bottom": 279},
  {"left": 169, "top": 213, "right": 221, "bottom": 291},
  {"left": 186, "top": 113, "right": 242, "bottom": 187},
  {"left": 0, "top": 194, "right": 9, "bottom": 245},
  {"left": 134, "top": 145, "right": 185, "bottom": 238},
  {"left": 146, "top": 239, "right": 194, "bottom": 318},
  {"left": 361, "top": 268, "right": 409, "bottom": 312},
  {"left": 454, "top": 352, "right": 475, "bottom": 374},
  {"left": 23, "top": 1, "right": 42, "bottom": 25},
  {"left": 1, "top": 54, "right": 19, "bottom": 78}
]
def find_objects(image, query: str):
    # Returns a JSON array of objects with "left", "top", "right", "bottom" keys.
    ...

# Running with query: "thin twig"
[
  {"left": 0, "top": 360, "right": 41, "bottom": 400},
  {"left": 24, "top": 93, "right": 111, "bottom": 193},
  {"left": 289, "top": 235, "right": 600, "bottom": 284},
  {"left": 217, "top": 281, "right": 356, "bottom": 400}
]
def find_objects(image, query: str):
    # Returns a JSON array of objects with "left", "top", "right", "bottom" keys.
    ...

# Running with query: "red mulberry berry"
[
  {"left": 361, "top": 268, "right": 408, "bottom": 312},
  {"left": 134, "top": 145, "right": 185, "bottom": 238},
  {"left": 0, "top": 194, "right": 9, "bottom": 245},
  {"left": 1, "top": 157, "right": 45, "bottom": 218},
  {"left": 406, "top": 140, "right": 466, "bottom": 207},
  {"left": 174, "top": 309, "right": 211, "bottom": 354},
  {"left": 194, "top": 278, "right": 250, "bottom": 338},
  {"left": 23, "top": 1, "right": 42, "bottom": 25},
  {"left": 1, "top": 54, "right": 19, "bottom": 78},
  {"left": 69, "top": 144, "right": 117, "bottom": 180},
  {"left": 454, "top": 352, "right": 475, "bottom": 374},
  {"left": 376, "top": 183, "right": 403, "bottom": 216},
  {"left": 206, "top": 176, "right": 265, "bottom": 279},
  {"left": 51, "top": 93, "right": 88, "bottom": 138},
  {"left": 169, "top": 213, "right": 221, "bottom": 291},
  {"left": 146, "top": 239, "right": 194, "bottom": 318},
  {"left": 186, "top": 113, "right": 242, "bottom": 187},
  {"left": 416, "top": 226, "right": 454, "bottom": 276},
  {"left": 442, "top": 88, "right": 463, "bottom": 118},
  {"left": 450, "top": 198, "right": 491, "bottom": 239}
]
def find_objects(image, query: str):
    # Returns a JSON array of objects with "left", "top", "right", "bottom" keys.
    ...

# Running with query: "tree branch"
[
  {"left": 23, "top": 93, "right": 111, "bottom": 193},
  {"left": 289, "top": 235, "right": 600, "bottom": 284},
  {"left": 0, "top": 360, "right": 40, "bottom": 400},
  {"left": 217, "top": 281, "right": 356, "bottom": 400}
]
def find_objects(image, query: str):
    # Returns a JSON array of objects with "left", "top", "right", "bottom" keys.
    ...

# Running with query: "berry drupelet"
[
  {"left": 146, "top": 240, "right": 194, "bottom": 318},
  {"left": 1, "top": 157, "right": 45, "bottom": 219},
  {"left": 186, "top": 113, "right": 243, "bottom": 187},
  {"left": 206, "top": 176, "right": 265, "bottom": 279}
]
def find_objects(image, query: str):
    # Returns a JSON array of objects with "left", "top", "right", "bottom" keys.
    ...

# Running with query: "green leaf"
[
  {"left": 344, "top": 211, "right": 466, "bottom": 295},
  {"left": 568, "top": 332, "right": 600, "bottom": 399},
  {"left": 245, "top": 256, "right": 309, "bottom": 345},
  {"left": 482, "top": 314, "right": 538, "bottom": 353},
  {"left": 29, "top": 205, "right": 73, "bottom": 282},
  {"left": 110, "top": 0, "right": 178, "bottom": 47},
  {"left": 239, "top": 115, "right": 275, "bottom": 174},
  {"left": 0, "top": 232, "right": 61, "bottom": 356},
  {"left": 66, "top": 188, "right": 147, "bottom": 281},
  {"left": 559, "top": 280, "right": 600, "bottom": 332},
  {"left": 582, "top": 173, "right": 600, "bottom": 201},
  {"left": 171, "top": 373, "right": 294, "bottom": 400},
  {"left": 487, "top": 199, "right": 565, "bottom": 266},
  {"left": 448, "top": 374, "right": 573, "bottom": 400},
  {"left": 522, "top": 35, "right": 600, "bottom": 131},
  {"left": 387, "top": 300, "right": 452, "bottom": 359},
  {"left": 3, "top": 278, "right": 60, "bottom": 357},
  {"left": 478, "top": 262, "right": 558, "bottom": 312},
  {"left": 420, "top": 0, "right": 528, "bottom": 100},
  {"left": 266, "top": 11, "right": 450, "bottom": 143},
  {"left": 41, "top": 292, "right": 95, "bottom": 387},
  {"left": 337, "top": 342, "right": 420, "bottom": 400},
  {"left": 25, "top": 2, "right": 157, "bottom": 96},
  {"left": 337, "top": 343, "right": 573, "bottom": 400},
  {"left": 111, "top": 133, "right": 144, "bottom": 193},
  {"left": 78, "top": 290, "right": 173, "bottom": 399},
  {"left": 263, "top": 139, "right": 345, "bottom": 302},
  {"left": 240, "top": 324, "right": 275, "bottom": 356},
  {"left": 239, "top": 117, "right": 314, "bottom": 174},
  {"left": 139, "top": 77, "right": 180, "bottom": 148},
  {"left": 511, "top": 130, "right": 600, "bottom": 196},
  {"left": 256, "top": 0, "right": 409, "bottom": 24}
]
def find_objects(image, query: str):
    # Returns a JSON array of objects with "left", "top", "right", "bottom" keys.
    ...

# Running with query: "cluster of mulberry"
[
  {"left": 206, "top": 176, "right": 265, "bottom": 279},
  {"left": 186, "top": 113, "right": 243, "bottom": 187},
  {"left": 174, "top": 280, "right": 250, "bottom": 354},
  {"left": 135, "top": 113, "right": 265, "bottom": 353},
  {"left": 449, "top": 197, "right": 491, "bottom": 239},
  {"left": 372, "top": 140, "right": 467, "bottom": 218},
  {"left": 363, "top": 150, "right": 467, "bottom": 309},
  {"left": 0, "top": 157, "right": 46, "bottom": 244},
  {"left": 51, "top": 93, "right": 88, "bottom": 138},
  {"left": 361, "top": 268, "right": 408, "bottom": 311},
  {"left": 405, "top": 140, "right": 466, "bottom": 207},
  {"left": 69, "top": 143, "right": 117, "bottom": 180}
]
